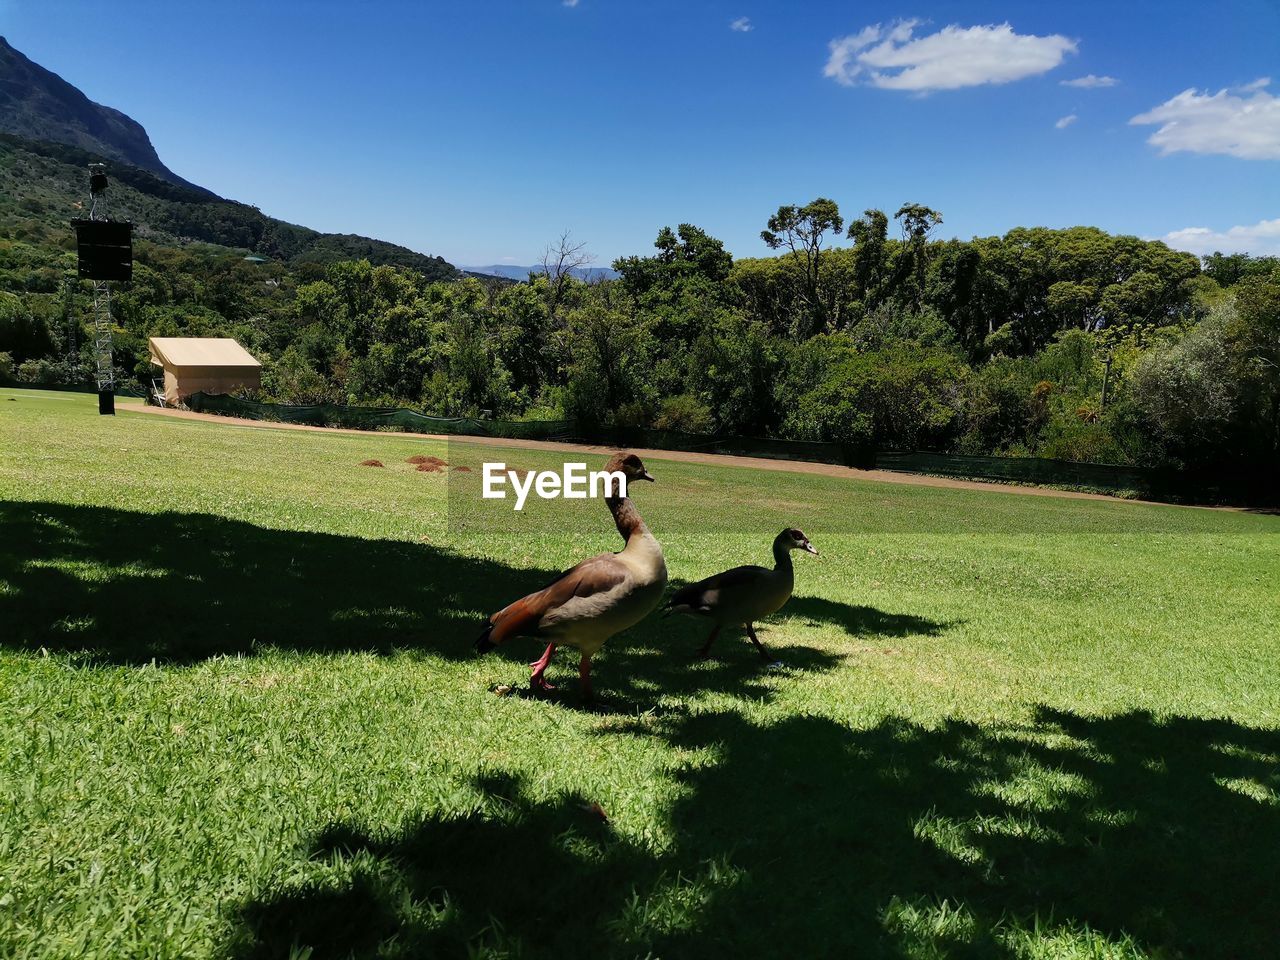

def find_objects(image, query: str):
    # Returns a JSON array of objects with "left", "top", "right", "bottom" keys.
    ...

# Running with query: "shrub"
[
  {"left": 1129, "top": 312, "right": 1241, "bottom": 464},
  {"left": 780, "top": 342, "right": 967, "bottom": 449},
  {"left": 654, "top": 393, "right": 714, "bottom": 434},
  {"left": 17, "top": 357, "right": 59, "bottom": 384}
]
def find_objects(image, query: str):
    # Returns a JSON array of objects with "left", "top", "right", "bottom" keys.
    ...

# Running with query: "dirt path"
[{"left": 126, "top": 404, "right": 1208, "bottom": 509}]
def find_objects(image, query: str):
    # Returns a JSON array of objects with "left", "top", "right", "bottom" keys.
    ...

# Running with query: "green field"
[{"left": 2, "top": 388, "right": 1279, "bottom": 959}]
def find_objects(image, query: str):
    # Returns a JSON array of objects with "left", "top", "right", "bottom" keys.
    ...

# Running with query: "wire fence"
[{"left": 874, "top": 451, "right": 1152, "bottom": 492}]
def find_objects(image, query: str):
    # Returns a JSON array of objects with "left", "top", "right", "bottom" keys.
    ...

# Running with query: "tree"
[
  {"left": 893, "top": 203, "right": 943, "bottom": 311},
  {"left": 1229, "top": 274, "right": 1280, "bottom": 460},
  {"left": 613, "top": 224, "right": 733, "bottom": 300},
  {"left": 539, "top": 231, "right": 594, "bottom": 323},
  {"left": 688, "top": 313, "right": 782, "bottom": 436},
  {"left": 846, "top": 208, "right": 890, "bottom": 308},
  {"left": 560, "top": 305, "right": 652, "bottom": 431},
  {"left": 0, "top": 292, "right": 53, "bottom": 362},
  {"left": 1129, "top": 311, "right": 1242, "bottom": 464},
  {"left": 926, "top": 240, "right": 992, "bottom": 357},
  {"left": 1201, "top": 252, "right": 1280, "bottom": 288},
  {"left": 325, "top": 260, "right": 377, "bottom": 352},
  {"left": 1046, "top": 280, "right": 1099, "bottom": 331},
  {"left": 777, "top": 336, "right": 965, "bottom": 449},
  {"left": 760, "top": 198, "right": 844, "bottom": 337},
  {"left": 492, "top": 282, "right": 555, "bottom": 398}
]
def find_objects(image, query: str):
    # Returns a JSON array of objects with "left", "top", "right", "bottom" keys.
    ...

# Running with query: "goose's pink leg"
[{"left": 529, "top": 643, "right": 557, "bottom": 690}]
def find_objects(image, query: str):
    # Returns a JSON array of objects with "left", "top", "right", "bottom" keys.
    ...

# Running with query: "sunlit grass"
[{"left": 2, "top": 388, "right": 1278, "bottom": 958}]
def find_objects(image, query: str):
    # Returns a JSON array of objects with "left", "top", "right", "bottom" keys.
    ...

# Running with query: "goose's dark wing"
[{"left": 666, "top": 564, "right": 769, "bottom": 612}]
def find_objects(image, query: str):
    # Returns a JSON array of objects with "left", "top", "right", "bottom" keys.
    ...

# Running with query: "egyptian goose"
[
  {"left": 475, "top": 452, "right": 667, "bottom": 700},
  {"left": 666, "top": 528, "right": 817, "bottom": 661}
]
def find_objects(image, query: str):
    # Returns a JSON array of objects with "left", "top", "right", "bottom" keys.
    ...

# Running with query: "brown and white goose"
[
  {"left": 475, "top": 452, "right": 667, "bottom": 700},
  {"left": 666, "top": 528, "right": 817, "bottom": 661}
]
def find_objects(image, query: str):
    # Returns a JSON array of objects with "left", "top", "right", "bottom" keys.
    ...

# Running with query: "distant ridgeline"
[
  {"left": 0, "top": 35, "right": 454, "bottom": 277},
  {"left": 0, "top": 133, "right": 456, "bottom": 278},
  {"left": 0, "top": 34, "right": 204, "bottom": 191}
]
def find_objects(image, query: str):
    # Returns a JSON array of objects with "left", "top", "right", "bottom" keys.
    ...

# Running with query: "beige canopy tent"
[{"left": 148, "top": 337, "right": 261, "bottom": 405}]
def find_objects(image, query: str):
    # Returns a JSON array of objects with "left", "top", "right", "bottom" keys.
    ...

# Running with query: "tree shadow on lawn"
[
  {"left": 226, "top": 706, "right": 1280, "bottom": 960},
  {"left": 787, "top": 594, "right": 955, "bottom": 638},
  {"left": 0, "top": 500, "right": 519, "bottom": 664},
  {"left": 0, "top": 503, "right": 919, "bottom": 704}
]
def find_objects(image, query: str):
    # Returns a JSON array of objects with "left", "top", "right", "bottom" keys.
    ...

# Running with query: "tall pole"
[{"left": 87, "top": 163, "right": 116, "bottom": 415}]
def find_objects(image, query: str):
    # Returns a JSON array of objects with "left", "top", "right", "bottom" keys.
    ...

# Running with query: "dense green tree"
[
  {"left": 846, "top": 208, "right": 891, "bottom": 309},
  {"left": 0, "top": 290, "right": 53, "bottom": 361},
  {"left": 1130, "top": 310, "right": 1244, "bottom": 466},
  {"left": 1227, "top": 274, "right": 1280, "bottom": 461},
  {"left": 688, "top": 313, "right": 782, "bottom": 436},
  {"left": 614, "top": 224, "right": 733, "bottom": 300},
  {"left": 1201, "top": 252, "right": 1280, "bottom": 288},
  {"left": 893, "top": 203, "right": 944, "bottom": 311},
  {"left": 761, "top": 198, "right": 844, "bottom": 337},
  {"left": 779, "top": 336, "right": 966, "bottom": 449},
  {"left": 560, "top": 305, "right": 653, "bottom": 431}
]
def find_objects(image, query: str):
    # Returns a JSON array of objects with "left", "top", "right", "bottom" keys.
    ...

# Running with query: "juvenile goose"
[
  {"left": 666, "top": 528, "right": 817, "bottom": 662},
  {"left": 475, "top": 452, "right": 667, "bottom": 700}
]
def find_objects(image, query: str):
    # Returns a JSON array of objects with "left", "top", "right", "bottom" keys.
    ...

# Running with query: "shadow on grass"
[
  {"left": 787, "top": 594, "right": 955, "bottom": 638},
  {"left": 225, "top": 706, "right": 1280, "bottom": 960},
  {"left": 0, "top": 503, "right": 914, "bottom": 704},
  {"left": 0, "top": 501, "right": 523, "bottom": 664}
]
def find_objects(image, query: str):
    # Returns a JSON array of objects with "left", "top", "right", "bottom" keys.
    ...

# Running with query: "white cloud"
[
  {"left": 1055, "top": 113, "right": 1078, "bottom": 129},
  {"left": 730, "top": 16, "right": 752, "bottom": 33},
  {"left": 1061, "top": 74, "right": 1116, "bottom": 88},
  {"left": 562, "top": 0, "right": 579, "bottom": 6},
  {"left": 1160, "top": 218, "right": 1280, "bottom": 256},
  {"left": 824, "top": 19, "right": 1076, "bottom": 92},
  {"left": 1131, "top": 78, "right": 1280, "bottom": 160}
]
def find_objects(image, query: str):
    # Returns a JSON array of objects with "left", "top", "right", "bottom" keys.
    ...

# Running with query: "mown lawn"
[{"left": 2, "top": 387, "right": 1279, "bottom": 960}]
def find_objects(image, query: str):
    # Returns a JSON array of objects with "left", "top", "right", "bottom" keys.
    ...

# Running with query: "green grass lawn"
[{"left": 2, "top": 387, "right": 1279, "bottom": 959}]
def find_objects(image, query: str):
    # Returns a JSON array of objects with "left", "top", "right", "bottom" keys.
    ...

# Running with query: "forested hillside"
[
  {"left": 0, "top": 36, "right": 205, "bottom": 191},
  {"left": 2, "top": 136, "right": 1277, "bottom": 488},
  {"left": 0, "top": 134, "right": 457, "bottom": 277}
]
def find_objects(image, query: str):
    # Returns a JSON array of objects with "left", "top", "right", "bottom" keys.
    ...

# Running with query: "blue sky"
[{"left": 3, "top": 1, "right": 1278, "bottom": 265}]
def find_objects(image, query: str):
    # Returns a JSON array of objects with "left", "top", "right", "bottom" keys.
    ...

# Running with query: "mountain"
[
  {"left": 0, "top": 36, "right": 208, "bottom": 194},
  {"left": 0, "top": 38, "right": 456, "bottom": 279},
  {"left": 463, "top": 264, "right": 620, "bottom": 282},
  {"left": 0, "top": 134, "right": 457, "bottom": 279}
]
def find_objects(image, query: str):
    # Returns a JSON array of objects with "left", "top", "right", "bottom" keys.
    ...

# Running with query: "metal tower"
[{"left": 87, "top": 164, "right": 116, "bottom": 408}]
